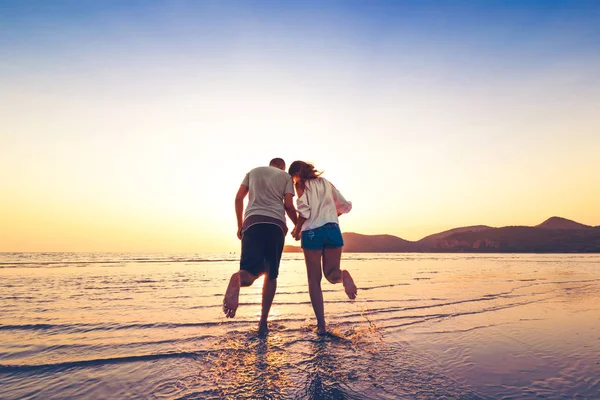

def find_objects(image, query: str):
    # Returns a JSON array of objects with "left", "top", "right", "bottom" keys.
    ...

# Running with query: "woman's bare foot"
[
  {"left": 223, "top": 272, "right": 240, "bottom": 318},
  {"left": 258, "top": 321, "right": 269, "bottom": 337},
  {"left": 316, "top": 322, "right": 327, "bottom": 336},
  {"left": 342, "top": 270, "right": 357, "bottom": 300}
]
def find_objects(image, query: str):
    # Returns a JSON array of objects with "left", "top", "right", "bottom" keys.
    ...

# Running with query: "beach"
[{"left": 1, "top": 252, "right": 599, "bottom": 399}]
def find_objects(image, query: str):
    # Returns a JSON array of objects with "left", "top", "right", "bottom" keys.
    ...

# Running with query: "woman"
[{"left": 288, "top": 160, "right": 357, "bottom": 335}]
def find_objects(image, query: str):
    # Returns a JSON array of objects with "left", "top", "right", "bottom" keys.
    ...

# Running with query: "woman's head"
[{"left": 288, "top": 161, "right": 322, "bottom": 188}]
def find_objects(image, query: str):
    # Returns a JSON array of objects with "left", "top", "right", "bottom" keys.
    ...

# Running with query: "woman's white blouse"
[{"left": 297, "top": 178, "right": 352, "bottom": 232}]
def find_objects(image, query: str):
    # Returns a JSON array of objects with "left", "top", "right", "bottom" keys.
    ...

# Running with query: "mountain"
[
  {"left": 536, "top": 216, "right": 592, "bottom": 230},
  {"left": 342, "top": 233, "right": 413, "bottom": 253},
  {"left": 416, "top": 225, "right": 493, "bottom": 250},
  {"left": 283, "top": 244, "right": 303, "bottom": 253},
  {"left": 284, "top": 233, "right": 413, "bottom": 253},
  {"left": 283, "top": 217, "right": 600, "bottom": 253},
  {"left": 437, "top": 225, "right": 600, "bottom": 252}
]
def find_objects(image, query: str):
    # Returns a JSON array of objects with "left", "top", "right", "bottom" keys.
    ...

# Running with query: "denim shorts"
[{"left": 301, "top": 223, "right": 344, "bottom": 250}]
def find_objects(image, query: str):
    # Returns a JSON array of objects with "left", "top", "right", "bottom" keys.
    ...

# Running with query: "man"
[{"left": 223, "top": 157, "right": 298, "bottom": 336}]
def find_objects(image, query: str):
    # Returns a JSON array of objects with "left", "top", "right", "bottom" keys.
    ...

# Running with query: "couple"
[{"left": 223, "top": 157, "right": 357, "bottom": 336}]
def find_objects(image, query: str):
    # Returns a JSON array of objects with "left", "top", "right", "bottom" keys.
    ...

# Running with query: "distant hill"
[
  {"left": 536, "top": 216, "right": 592, "bottom": 230},
  {"left": 438, "top": 225, "right": 600, "bottom": 252},
  {"left": 283, "top": 244, "right": 303, "bottom": 253},
  {"left": 284, "top": 232, "right": 413, "bottom": 253},
  {"left": 283, "top": 217, "right": 600, "bottom": 253},
  {"left": 342, "top": 233, "right": 413, "bottom": 253},
  {"left": 416, "top": 225, "right": 493, "bottom": 250}
]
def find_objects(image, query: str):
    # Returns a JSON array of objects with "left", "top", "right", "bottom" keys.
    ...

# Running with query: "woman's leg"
[
  {"left": 303, "top": 249, "right": 326, "bottom": 334},
  {"left": 323, "top": 247, "right": 343, "bottom": 283},
  {"left": 323, "top": 247, "right": 357, "bottom": 299}
]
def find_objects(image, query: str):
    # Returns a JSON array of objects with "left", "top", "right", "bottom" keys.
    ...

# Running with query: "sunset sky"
[{"left": 1, "top": 1, "right": 599, "bottom": 252}]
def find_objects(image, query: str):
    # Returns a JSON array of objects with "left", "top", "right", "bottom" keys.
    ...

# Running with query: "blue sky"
[
  {"left": 1, "top": 1, "right": 600, "bottom": 251},
  {"left": 2, "top": 1, "right": 599, "bottom": 71}
]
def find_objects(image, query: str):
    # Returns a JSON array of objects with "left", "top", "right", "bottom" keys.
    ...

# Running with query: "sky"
[{"left": 1, "top": 0, "right": 599, "bottom": 252}]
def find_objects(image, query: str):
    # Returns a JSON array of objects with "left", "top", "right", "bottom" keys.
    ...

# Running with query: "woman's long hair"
[{"left": 288, "top": 161, "right": 323, "bottom": 191}]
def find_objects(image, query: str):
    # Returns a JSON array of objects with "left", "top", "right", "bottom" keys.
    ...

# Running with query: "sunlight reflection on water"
[{"left": 1, "top": 253, "right": 599, "bottom": 399}]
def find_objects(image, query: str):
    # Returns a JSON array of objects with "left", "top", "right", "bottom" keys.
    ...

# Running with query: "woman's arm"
[{"left": 331, "top": 182, "right": 352, "bottom": 215}]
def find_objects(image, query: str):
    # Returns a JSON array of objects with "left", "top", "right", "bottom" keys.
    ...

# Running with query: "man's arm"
[
  {"left": 235, "top": 184, "right": 249, "bottom": 239},
  {"left": 291, "top": 182, "right": 307, "bottom": 240},
  {"left": 284, "top": 193, "right": 298, "bottom": 226}
]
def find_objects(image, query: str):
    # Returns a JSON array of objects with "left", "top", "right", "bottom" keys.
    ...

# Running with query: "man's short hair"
[{"left": 269, "top": 158, "right": 286, "bottom": 169}]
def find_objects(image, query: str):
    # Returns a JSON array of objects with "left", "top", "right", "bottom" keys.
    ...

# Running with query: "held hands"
[
  {"left": 291, "top": 216, "right": 305, "bottom": 241},
  {"left": 290, "top": 225, "right": 301, "bottom": 241}
]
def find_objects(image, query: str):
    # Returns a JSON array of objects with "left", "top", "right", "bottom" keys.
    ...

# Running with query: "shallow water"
[{"left": 1, "top": 253, "right": 599, "bottom": 399}]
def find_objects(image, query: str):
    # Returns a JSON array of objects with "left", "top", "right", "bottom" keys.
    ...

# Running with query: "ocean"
[{"left": 1, "top": 252, "right": 599, "bottom": 399}]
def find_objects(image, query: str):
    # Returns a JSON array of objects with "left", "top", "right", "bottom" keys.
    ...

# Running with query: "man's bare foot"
[
  {"left": 258, "top": 321, "right": 269, "bottom": 337},
  {"left": 223, "top": 272, "right": 240, "bottom": 318},
  {"left": 342, "top": 270, "right": 357, "bottom": 300}
]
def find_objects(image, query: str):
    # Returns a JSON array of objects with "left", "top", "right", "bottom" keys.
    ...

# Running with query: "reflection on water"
[{"left": 1, "top": 253, "right": 599, "bottom": 399}]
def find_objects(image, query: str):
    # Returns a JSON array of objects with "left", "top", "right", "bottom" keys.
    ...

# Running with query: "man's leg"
[
  {"left": 224, "top": 225, "right": 261, "bottom": 319},
  {"left": 223, "top": 270, "right": 258, "bottom": 318},
  {"left": 258, "top": 277, "right": 277, "bottom": 336},
  {"left": 223, "top": 272, "right": 241, "bottom": 318},
  {"left": 257, "top": 225, "right": 285, "bottom": 335}
]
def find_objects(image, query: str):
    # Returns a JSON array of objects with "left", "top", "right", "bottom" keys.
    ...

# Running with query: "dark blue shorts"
[
  {"left": 240, "top": 223, "right": 284, "bottom": 280},
  {"left": 301, "top": 223, "right": 344, "bottom": 250}
]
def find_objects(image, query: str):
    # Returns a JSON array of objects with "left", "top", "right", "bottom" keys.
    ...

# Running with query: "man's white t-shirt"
[{"left": 241, "top": 166, "right": 295, "bottom": 224}]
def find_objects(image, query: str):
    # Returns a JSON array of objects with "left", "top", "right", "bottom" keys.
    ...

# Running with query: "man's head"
[{"left": 269, "top": 158, "right": 286, "bottom": 171}]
